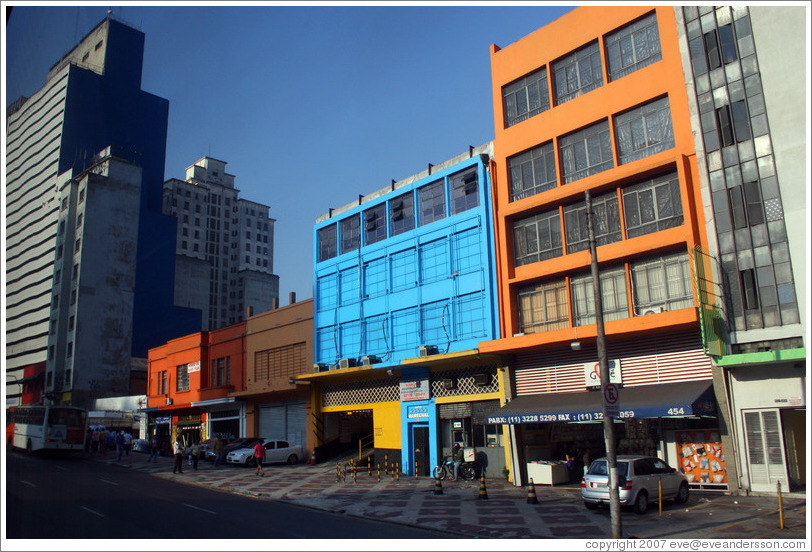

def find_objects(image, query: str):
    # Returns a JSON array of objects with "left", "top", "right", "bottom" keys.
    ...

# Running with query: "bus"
[{"left": 6, "top": 405, "right": 88, "bottom": 453}]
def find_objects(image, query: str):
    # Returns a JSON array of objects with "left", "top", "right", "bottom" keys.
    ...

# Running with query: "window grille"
[
  {"left": 614, "top": 96, "right": 675, "bottom": 164},
  {"left": 605, "top": 12, "right": 662, "bottom": 81},
  {"left": 552, "top": 41, "right": 604, "bottom": 105},
  {"left": 623, "top": 171, "right": 684, "bottom": 239},
  {"left": 508, "top": 142, "right": 557, "bottom": 201},
  {"left": 563, "top": 190, "right": 621, "bottom": 254},
  {"left": 503, "top": 66, "right": 550, "bottom": 128},
  {"left": 559, "top": 120, "right": 614, "bottom": 184},
  {"left": 517, "top": 279, "right": 569, "bottom": 333},
  {"left": 513, "top": 208, "right": 563, "bottom": 267}
]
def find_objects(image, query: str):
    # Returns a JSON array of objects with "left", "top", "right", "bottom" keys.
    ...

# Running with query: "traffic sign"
[{"left": 603, "top": 382, "right": 619, "bottom": 417}]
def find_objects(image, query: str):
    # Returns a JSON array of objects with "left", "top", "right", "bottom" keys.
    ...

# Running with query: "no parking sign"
[{"left": 603, "top": 382, "right": 619, "bottom": 418}]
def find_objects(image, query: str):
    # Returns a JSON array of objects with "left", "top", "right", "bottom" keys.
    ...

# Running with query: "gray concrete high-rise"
[{"left": 163, "top": 157, "right": 279, "bottom": 330}]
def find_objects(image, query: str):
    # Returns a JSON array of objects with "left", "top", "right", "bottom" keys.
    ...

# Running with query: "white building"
[
  {"left": 162, "top": 157, "right": 280, "bottom": 330},
  {"left": 676, "top": 5, "right": 807, "bottom": 494}
]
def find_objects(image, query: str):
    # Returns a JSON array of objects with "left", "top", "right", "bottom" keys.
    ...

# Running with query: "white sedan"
[{"left": 226, "top": 439, "right": 304, "bottom": 466}]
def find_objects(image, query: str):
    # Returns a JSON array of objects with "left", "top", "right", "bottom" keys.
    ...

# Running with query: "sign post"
[
  {"left": 586, "top": 189, "right": 622, "bottom": 539},
  {"left": 603, "top": 382, "right": 619, "bottom": 418}
]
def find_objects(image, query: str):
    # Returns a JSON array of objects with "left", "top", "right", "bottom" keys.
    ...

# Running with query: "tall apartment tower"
[
  {"left": 675, "top": 6, "right": 806, "bottom": 494},
  {"left": 163, "top": 157, "right": 279, "bottom": 330},
  {"left": 5, "top": 17, "right": 200, "bottom": 408}
]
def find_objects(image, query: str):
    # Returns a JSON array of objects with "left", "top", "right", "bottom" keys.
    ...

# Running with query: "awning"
[{"left": 486, "top": 381, "right": 716, "bottom": 424}]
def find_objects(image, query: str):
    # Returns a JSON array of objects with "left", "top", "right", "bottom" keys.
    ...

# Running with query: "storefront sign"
[
  {"left": 584, "top": 359, "right": 621, "bottom": 389},
  {"left": 407, "top": 405, "right": 430, "bottom": 420},
  {"left": 187, "top": 361, "right": 201, "bottom": 373},
  {"left": 400, "top": 379, "right": 430, "bottom": 401},
  {"left": 155, "top": 416, "right": 171, "bottom": 424}
]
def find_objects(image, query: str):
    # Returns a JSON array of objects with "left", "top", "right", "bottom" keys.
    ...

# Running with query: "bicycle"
[{"left": 432, "top": 455, "right": 477, "bottom": 480}]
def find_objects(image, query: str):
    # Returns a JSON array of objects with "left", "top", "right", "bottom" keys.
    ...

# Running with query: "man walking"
[
  {"left": 173, "top": 439, "right": 184, "bottom": 474},
  {"left": 254, "top": 441, "right": 266, "bottom": 476},
  {"left": 213, "top": 438, "right": 225, "bottom": 469}
]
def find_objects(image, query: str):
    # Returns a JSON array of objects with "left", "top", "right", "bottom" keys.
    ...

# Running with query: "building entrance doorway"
[{"left": 413, "top": 424, "right": 430, "bottom": 476}]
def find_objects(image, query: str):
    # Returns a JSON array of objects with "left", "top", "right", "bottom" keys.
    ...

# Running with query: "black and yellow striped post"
[
  {"left": 433, "top": 474, "right": 444, "bottom": 495},
  {"left": 527, "top": 478, "right": 539, "bottom": 504},
  {"left": 377, "top": 463, "right": 381, "bottom": 483},
  {"left": 478, "top": 475, "right": 488, "bottom": 500},
  {"left": 415, "top": 458, "right": 419, "bottom": 479},
  {"left": 367, "top": 456, "right": 371, "bottom": 476},
  {"left": 335, "top": 463, "right": 340, "bottom": 483},
  {"left": 396, "top": 463, "right": 400, "bottom": 481},
  {"left": 384, "top": 454, "right": 389, "bottom": 475}
]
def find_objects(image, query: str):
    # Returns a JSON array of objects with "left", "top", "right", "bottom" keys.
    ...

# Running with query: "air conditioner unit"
[
  {"left": 641, "top": 306, "right": 665, "bottom": 315},
  {"left": 338, "top": 358, "right": 357, "bottom": 370},
  {"left": 165, "top": 397, "right": 173, "bottom": 406},
  {"left": 313, "top": 363, "right": 327, "bottom": 373},
  {"left": 361, "top": 355, "right": 380, "bottom": 366},
  {"left": 473, "top": 373, "right": 490, "bottom": 386},
  {"left": 419, "top": 344, "right": 439, "bottom": 357},
  {"left": 442, "top": 378, "right": 456, "bottom": 390}
]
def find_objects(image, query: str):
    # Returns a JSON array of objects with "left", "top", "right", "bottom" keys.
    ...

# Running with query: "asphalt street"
[{"left": 4, "top": 451, "right": 452, "bottom": 540}]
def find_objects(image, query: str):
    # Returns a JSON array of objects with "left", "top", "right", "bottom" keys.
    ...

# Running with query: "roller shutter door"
[{"left": 258, "top": 400, "right": 307, "bottom": 445}]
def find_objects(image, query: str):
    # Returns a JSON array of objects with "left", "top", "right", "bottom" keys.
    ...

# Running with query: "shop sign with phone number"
[{"left": 489, "top": 410, "right": 642, "bottom": 424}]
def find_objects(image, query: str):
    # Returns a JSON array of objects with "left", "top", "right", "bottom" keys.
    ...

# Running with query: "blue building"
[{"left": 304, "top": 144, "right": 506, "bottom": 476}]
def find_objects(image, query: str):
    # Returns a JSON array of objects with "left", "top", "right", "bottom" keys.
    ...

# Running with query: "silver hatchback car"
[{"left": 581, "top": 455, "right": 689, "bottom": 514}]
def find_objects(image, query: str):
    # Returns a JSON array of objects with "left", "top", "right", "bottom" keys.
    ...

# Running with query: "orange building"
[
  {"left": 234, "top": 297, "right": 313, "bottom": 460},
  {"left": 481, "top": 7, "right": 727, "bottom": 490},
  {"left": 146, "top": 322, "right": 246, "bottom": 451}
]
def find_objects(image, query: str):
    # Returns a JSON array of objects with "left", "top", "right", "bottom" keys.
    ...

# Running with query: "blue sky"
[{"left": 5, "top": 3, "right": 575, "bottom": 305}]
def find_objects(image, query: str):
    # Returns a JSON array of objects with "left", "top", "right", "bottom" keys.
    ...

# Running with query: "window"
[
  {"left": 79, "top": 189, "right": 85, "bottom": 203},
  {"left": 716, "top": 101, "right": 750, "bottom": 147},
  {"left": 704, "top": 24, "right": 737, "bottom": 71},
  {"left": 419, "top": 180, "right": 446, "bottom": 226},
  {"left": 630, "top": 250, "right": 694, "bottom": 313},
  {"left": 614, "top": 97, "right": 675, "bottom": 164},
  {"left": 570, "top": 266, "right": 629, "bottom": 326},
  {"left": 559, "top": 120, "right": 614, "bottom": 184},
  {"left": 449, "top": 167, "right": 479, "bottom": 215},
  {"left": 563, "top": 191, "right": 621, "bottom": 253},
  {"left": 517, "top": 279, "right": 569, "bottom": 333},
  {"left": 740, "top": 268, "right": 759, "bottom": 310},
  {"left": 158, "top": 370, "right": 168, "bottom": 395},
  {"left": 94, "top": 40, "right": 103, "bottom": 51},
  {"left": 66, "top": 342, "right": 73, "bottom": 357},
  {"left": 622, "top": 172, "right": 683, "bottom": 239},
  {"left": 363, "top": 204, "right": 386, "bottom": 246},
  {"left": 729, "top": 181, "right": 764, "bottom": 229},
  {"left": 211, "top": 357, "right": 231, "bottom": 387},
  {"left": 70, "top": 289, "right": 76, "bottom": 305},
  {"left": 503, "top": 66, "right": 550, "bottom": 128},
  {"left": 69, "top": 316, "right": 75, "bottom": 330},
  {"left": 317, "top": 224, "right": 337, "bottom": 262},
  {"left": 605, "top": 12, "right": 662, "bottom": 81},
  {"left": 389, "top": 193, "right": 414, "bottom": 236},
  {"left": 513, "top": 209, "right": 563, "bottom": 267},
  {"left": 552, "top": 41, "right": 603, "bottom": 105},
  {"left": 176, "top": 364, "right": 190, "bottom": 392},
  {"left": 340, "top": 215, "right": 361, "bottom": 254},
  {"left": 76, "top": 213, "right": 83, "bottom": 227},
  {"left": 74, "top": 238, "right": 81, "bottom": 252},
  {"left": 508, "top": 142, "right": 557, "bottom": 201},
  {"left": 391, "top": 248, "right": 417, "bottom": 291}
]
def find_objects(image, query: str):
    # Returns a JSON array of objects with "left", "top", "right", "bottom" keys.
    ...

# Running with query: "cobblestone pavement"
[{"left": 92, "top": 451, "right": 808, "bottom": 541}]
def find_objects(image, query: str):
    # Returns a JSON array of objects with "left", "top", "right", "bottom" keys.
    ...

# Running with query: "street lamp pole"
[{"left": 585, "top": 189, "right": 622, "bottom": 538}]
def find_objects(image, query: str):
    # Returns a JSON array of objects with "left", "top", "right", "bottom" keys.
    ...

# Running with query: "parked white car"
[
  {"left": 581, "top": 455, "right": 690, "bottom": 514},
  {"left": 226, "top": 439, "right": 304, "bottom": 467}
]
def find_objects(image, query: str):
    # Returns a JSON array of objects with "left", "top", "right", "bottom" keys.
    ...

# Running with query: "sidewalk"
[{"left": 92, "top": 450, "right": 807, "bottom": 540}]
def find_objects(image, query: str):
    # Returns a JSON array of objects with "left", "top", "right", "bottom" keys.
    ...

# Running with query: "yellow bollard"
[
  {"left": 335, "top": 463, "right": 340, "bottom": 483},
  {"left": 342, "top": 464, "right": 346, "bottom": 484},
  {"left": 377, "top": 463, "right": 381, "bottom": 483},
  {"left": 415, "top": 458, "right": 419, "bottom": 479},
  {"left": 367, "top": 456, "right": 371, "bottom": 476},
  {"left": 385, "top": 454, "right": 388, "bottom": 475},
  {"left": 777, "top": 480, "right": 785, "bottom": 529},
  {"left": 659, "top": 478, "right": 663, "bottom": 516},
  {"left": 396, "top": 463, "right": 400, "bottom": 481}
]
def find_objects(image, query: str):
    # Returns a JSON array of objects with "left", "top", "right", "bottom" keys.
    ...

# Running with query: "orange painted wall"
[
  {"left": 146, "top": 321, "right": 246, "bottom": 409},
  {"left": 482, "top": 6, "right": 709, "bottom": 353}
]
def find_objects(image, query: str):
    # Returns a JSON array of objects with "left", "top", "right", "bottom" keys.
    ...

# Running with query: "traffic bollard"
[
  {"left": 433, "top": 475, "right": 443, "bottom": 495},
  {"left": 478, "top": 475, "right": 488, "bottom": 500},
  {"left": 526, "top": 478, "right": 539, "bottom": 504},
  {"left": 377, "top": 463, "right": 381, "bottom": 483}
]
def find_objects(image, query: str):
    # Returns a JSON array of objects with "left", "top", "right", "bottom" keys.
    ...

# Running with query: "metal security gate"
[
  {"left": 258, "top": 400, "right": 306, "bottom": 446},
  {"left": 743, "top": 409, "right": 788, "bottom": 493}
]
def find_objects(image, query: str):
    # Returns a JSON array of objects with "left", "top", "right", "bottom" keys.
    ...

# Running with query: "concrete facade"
[
  {"left": 674, "top": 5, "right": 808, "bottom": 495},
  {"left": 162, "top": 157, "right": 280, "bottom": 331},
  {"left": 5, "top": 17, "right": 200, "bottom": 408}
]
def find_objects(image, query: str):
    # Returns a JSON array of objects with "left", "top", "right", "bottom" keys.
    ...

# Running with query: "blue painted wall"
[
  {"left": 313, "top": 154, "right": 499, "bottom": 368},
  {"left": 58, "top": 19, "right": 201, "bottom": 358}
]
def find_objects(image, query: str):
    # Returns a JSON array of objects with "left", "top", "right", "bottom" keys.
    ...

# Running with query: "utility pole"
[{"left": 585, "top": 189, "right": 622, "bottom": 538}]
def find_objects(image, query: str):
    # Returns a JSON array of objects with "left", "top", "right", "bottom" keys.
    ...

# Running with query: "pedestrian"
[
  {"left": 450, "top": 443, "right": 464, "bottom": 481},
  {"left": 98, "top": 428, "right": 107, "bottom": 455},
  {"left": 149, "top": 435, "right": 159, "bottom": 462},
  {"left": 173, "top": 439, "right": 184, "bottom": 474},
  {"left": 190, "top": 441, "right": 200, "bottom": 470},
  {"left": 123, "top": 430, "right": 132, "bottom": 456},
  {"left": 91, "top": 428, "right": 100, "bottom": 453},
  {"left": 213, "top": 438, "right": 225, "bottom": 469},
  {"left": 85, "top": 428, "right": 93, "bottom": 454},
  {"left": 115, "top": 431, "right": 125, "bottom": 461},
  {"left": 254, "top": 441, "right": 266, "bottom": 476}
]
